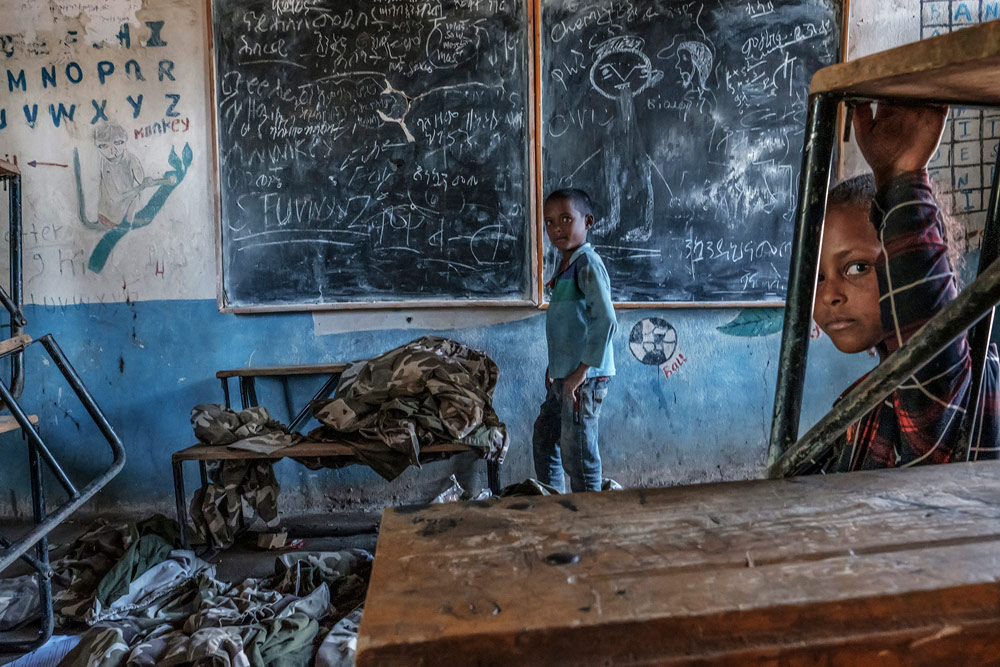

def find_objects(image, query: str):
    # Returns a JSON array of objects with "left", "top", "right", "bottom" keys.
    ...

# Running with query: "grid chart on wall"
[{"left": 921, "top": 1, "right": 1000, "bottom": 236}]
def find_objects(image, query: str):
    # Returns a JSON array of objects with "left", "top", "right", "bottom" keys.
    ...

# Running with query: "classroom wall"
[{"left": 1, "top": 0, "right": 979, "bottom": 519}]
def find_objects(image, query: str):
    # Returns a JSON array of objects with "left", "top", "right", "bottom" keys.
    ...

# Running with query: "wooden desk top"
[
  {"left": 173, "top": 440, "right": 471, "bottom": 461},
  {"left": 216, "top": 363, "right": 351, "bottom": 378},
  {"left": 0, "top": 414, "right": 38, "bottom": 435},
  {"left": 811, "top": 19, "right": 1000, "bottom": 105},
  {"left": 358, "top": 462, "right": 1000, "bottom": 666},
  {"left": 0, "top": 160, "right": 18, "bottom": 177}
]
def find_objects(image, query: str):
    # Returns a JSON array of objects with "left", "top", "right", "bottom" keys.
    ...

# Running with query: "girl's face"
[{"left": 814, "top": 204, "right": 884, "bottom": 354}]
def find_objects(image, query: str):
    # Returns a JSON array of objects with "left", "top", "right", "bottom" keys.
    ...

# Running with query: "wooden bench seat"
[
  {"left": 0, "top": 414, "right": 38, "bottom": 435},
  {"left": 173, "top": 439, "right": 473, "bottom": 462},
  {"left": 215, "top": 363, "right": 351, "bottom": 379},
  {"left": 172, "top": 438, "right": 492, "bottom": 549}
]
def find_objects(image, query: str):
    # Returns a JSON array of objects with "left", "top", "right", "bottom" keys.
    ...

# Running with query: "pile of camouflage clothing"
[
  {"left": 189, "top": 337, "right": 509, "bottom": 549},
  {"left": 302, "top": 336, "right": 509, "bottom": 479},
  {"left": 0, "top": 516, "right": 371, "bottom": 667},
  {"left": 188, "top": 404, "right": 296, "bottom": 550}
]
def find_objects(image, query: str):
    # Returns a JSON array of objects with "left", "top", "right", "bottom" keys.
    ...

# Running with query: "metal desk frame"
[{"left": 768, "top": 21, "right": 1000, "bottom": 476}]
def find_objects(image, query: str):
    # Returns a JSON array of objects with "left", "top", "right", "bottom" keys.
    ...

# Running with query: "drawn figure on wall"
[
  {"left": 93, "top": 123, "right": 151, "bottom": 228},
  {"left": 675, "top": 40, "right": 716, "bottom": 119},
  {"left": 73, "top": 122, "right": 192, "bottom": 273},
  {"left": 587, "top": 36, "right": 663, "bottom": 243}
]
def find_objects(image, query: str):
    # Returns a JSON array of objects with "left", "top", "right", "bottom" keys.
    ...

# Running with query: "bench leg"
[
  {"left": 173, "top": 460, "right": 190, "bottom": 551},
  {"left": 488, "top": 459, "right": 501, "bottom": 495},
  {"left": 220, "top": 377, "right": 231, "bottom": 409}
]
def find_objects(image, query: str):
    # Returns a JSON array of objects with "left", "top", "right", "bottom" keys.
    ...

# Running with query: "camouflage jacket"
[
  {"left": 307, "top": 337, "right": 509, "bottom": 480},
  {"left": 189, "top": 405, "right": 295, "bottom": 550}
]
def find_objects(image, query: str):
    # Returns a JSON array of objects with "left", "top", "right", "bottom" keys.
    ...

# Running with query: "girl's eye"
[
  {"left": 845, "top": 262, "right": 870, "bottom": 276},
  {"left": 817, "top": 272, "right": 825, "bottom": 283}
]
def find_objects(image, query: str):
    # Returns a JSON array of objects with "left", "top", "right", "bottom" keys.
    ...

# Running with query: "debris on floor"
[{"left": 1, "top": 515, "right": 372, "bottom": 667}]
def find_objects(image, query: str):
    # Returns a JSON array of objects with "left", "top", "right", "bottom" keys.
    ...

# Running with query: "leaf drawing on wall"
[{"left": 716, "top": 308, "right": 784, "bottom": 337}]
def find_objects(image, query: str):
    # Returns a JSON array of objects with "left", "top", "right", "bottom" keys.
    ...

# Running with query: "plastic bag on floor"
[{"left": 431, "top": 475, "right": 465, "bottom": 504}]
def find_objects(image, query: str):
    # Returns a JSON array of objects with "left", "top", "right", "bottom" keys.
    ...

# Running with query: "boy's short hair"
[
  {"left": 546, "top": 188, "right": 594, "bottom": 218},
  {"left": 827, "top": 172, "right": 966, "bottom": 277}
]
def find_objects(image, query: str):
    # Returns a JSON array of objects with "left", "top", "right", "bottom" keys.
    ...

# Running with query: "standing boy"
[{"left": 533, "top": 189, "right": 617, "bottom": 492}]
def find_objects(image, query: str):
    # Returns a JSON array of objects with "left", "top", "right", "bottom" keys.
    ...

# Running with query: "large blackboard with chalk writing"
[
  {"left": 542, "top": 0, "right": 841, "bottom": 303},
  {"left": 212, "top": 0, "right": 531, "bottom": 309}
]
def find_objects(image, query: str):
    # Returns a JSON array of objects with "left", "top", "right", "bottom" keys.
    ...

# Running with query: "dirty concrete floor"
[{"left": 0, "top": 511, "right": 381, "bottom": 664}]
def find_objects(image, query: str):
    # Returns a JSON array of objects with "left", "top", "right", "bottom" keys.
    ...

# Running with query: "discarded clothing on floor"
[
  {"left": 89, "top": 549, "right": 215, "bottom": 624},
  {"left": 314, "top": 606, "right": 363, "bottom": 667},
  {"left": 1, "top": 515, "right": 374, "bottom": 667},
  {"left": 0, "top": 574, "right": 40, "bottom": 630},
  {"left": 58, "top": 551, "right": 367, "bottom": 667},
  {"left": 301, "top": 336, "right": 509, "bottom": 480},
  {"left": 52, "top": 514, "right": 180, "bottom": 622},
  {"left": 271, "top": 550, "right": 371, "bottom": 621},
  {"left": 500, "top": 479, "right": 562, "bottom": 497}
]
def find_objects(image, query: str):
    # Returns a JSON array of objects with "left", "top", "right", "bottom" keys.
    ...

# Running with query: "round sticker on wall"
[{"left": 629, "top": 318, "right": 677, "bottom": 366}]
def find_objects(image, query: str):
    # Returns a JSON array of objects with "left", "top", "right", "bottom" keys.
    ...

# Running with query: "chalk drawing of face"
[
  {"left": 676, "top": 41, "right": 713, "bottom": 92},
  {"left": 590, "top": 36, "right": 663, "bottom": 101}
]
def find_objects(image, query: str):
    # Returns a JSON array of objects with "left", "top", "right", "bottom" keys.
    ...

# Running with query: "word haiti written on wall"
[
  {"left": 213, "top": 0, "right": 531, "bottom": 308},
  {"left": 541, "top": 0, "right": 840, "bottom": 303},
  {"left": 0, "top": 0, "right": 214, "bottom": 308}
]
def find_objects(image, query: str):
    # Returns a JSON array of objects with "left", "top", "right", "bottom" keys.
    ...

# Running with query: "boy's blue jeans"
[{"left": 532, "top": 377, "right": 609, "bottom": 493}]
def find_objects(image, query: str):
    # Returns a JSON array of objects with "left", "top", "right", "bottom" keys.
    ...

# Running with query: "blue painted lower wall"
[{"left": 0, "top": 299, "right": 876, "bottom": 518}]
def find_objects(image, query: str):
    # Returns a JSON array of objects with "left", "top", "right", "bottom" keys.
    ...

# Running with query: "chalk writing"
[
  {"left": 542, "top": 0, "right": 839, "bottom": 302},
  {"left": 213, "top": 0, "right": 531, "bottom": 306}
]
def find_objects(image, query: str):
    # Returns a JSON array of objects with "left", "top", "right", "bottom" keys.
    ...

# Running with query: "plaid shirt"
[{"left": 834, "top": 171, "right": 1000, "bottom": 471}]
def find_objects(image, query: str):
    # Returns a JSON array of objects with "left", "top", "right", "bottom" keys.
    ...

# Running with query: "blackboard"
[
  {"left": 542, "top": 0, "right": 841, "bottom": 303},
  {"left": 212, "top": 0, "right": 532, "bottom": 309}
]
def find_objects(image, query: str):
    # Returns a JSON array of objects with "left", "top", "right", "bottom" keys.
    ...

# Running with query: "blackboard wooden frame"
[
  {"left": 208, "top": 0, "right": 848, "bottom": 312},
  {"left": 208, "top": 0, "right": 541, "bottom": 313}
]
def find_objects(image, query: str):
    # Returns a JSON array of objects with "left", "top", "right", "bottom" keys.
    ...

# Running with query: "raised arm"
[{"left": 852, "top": 103, "right": 969, "bottom": 467}]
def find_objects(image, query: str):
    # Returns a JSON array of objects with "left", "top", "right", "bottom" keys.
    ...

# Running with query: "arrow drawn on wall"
[{"left": 27, "top": 160, "right": 68, "bottom": 168}]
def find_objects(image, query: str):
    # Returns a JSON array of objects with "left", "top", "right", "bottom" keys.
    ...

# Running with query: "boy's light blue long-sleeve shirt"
[{"left": 546, "top": 243, "right": 617, "bottom": 379}]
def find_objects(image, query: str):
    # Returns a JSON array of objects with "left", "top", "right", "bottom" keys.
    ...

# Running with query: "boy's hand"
[
  {"left": 562, "top": 365, "right": 588, "bottom": 408},
  {"left": 545, "top": 369, "right": 553, "bottom": 389},
  {"left": 852, "top": 102, "right": 948, "bottom": 190}
]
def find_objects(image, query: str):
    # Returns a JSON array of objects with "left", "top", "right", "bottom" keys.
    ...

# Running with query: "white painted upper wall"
[{"left": 0, "top": 0, "right": 216, "bottom": 305}]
